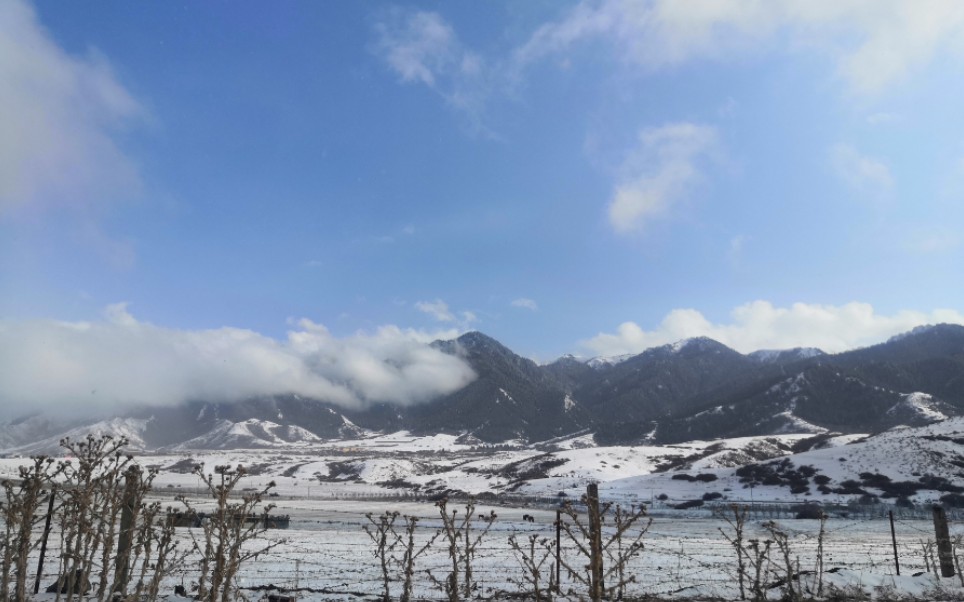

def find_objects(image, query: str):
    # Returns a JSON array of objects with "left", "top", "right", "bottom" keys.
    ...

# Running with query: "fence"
[{"left": 9, "top": 500, "right": 963, "bottom": 600}]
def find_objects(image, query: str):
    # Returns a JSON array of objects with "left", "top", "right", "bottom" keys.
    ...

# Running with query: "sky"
[{"left": 3, "top": 0, "right": 964, "bottom": 415}]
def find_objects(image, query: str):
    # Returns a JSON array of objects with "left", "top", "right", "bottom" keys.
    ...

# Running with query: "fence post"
[
  {"left": 33, "top": 487, "right": 57, "bottom": 595},
  {"left": 587, "top": 483, "right": 604, "bottom": 602},
  {"left": 933, "top": 505, "right": 955, "bottom": 578},
  {"left": 113, "top": 469, "right": 140, "bottom": 594},
  {"left": 555, "top": 508, "right": 562, "bottom": 592},
  {"left": 889, "top": 510, "right": 900, "bottom": 576}
]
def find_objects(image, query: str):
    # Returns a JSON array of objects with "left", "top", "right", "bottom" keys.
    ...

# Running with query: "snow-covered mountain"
[
  {"left": 3, "top": 324, "right": 964, "bottom": 452},
  {"left": 3, "top": 417, "right": 152, "bottom": 456},
  {"left": 169, "top": 419, "right": 326, "bottom": 450}
]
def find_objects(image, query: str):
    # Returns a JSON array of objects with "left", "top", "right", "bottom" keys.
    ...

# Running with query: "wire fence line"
[
  {"left": 7, "top": 482, "right": 964, "bottom": 599},
  {"left": 7, "top": 498, "right": 963, "bottom": 601}
]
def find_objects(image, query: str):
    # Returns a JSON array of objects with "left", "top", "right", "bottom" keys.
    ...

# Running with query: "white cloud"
[
  {"left": 583, "top": 300, "right": 964, "bottom": 356},
  {"left": 373, "top": 9, "right": 490, "bottom": 132},
  {"left": 375, "top": 11, "right": 456, "bottom": 87},
  {"left": 0, "top": 305, "right": 475, "bottom": 419},
  {"left": 415, "top": 299, "right": 456, "bottom": 322},
  {"left": 511, "top": 298, "right": 539, "bottom": 311},
  {"left": 415, "top": 299, "right": 479, "bottom": 328},
  {"left": 514, "top": 0, "right": 964, "bottom": 96},
  {"left": 831, "top": 143, "right": 894, "bottom": 202},
  {"left": 608, "top": 123, "right": 718, "bottom": 233},
  {"left": 0, "top": 0, "right": 144, "bottom": 215}
]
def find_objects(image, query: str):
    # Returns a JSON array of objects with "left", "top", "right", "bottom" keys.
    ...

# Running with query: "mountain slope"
[
  {"left": 3, "top": 325, "right": 964, "bottom": 451},
  {"left": 408, "top": 332, "right": 592, "bottom": 441}
]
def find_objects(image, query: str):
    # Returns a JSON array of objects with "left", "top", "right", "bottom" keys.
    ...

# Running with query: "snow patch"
[{"left": 888, "top": 392, "right": 948, "bottom": 422}]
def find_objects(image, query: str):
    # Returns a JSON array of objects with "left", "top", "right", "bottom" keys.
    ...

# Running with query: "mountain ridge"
[{"left": 3, "top": 324, "right": 964, "bottom": 452}]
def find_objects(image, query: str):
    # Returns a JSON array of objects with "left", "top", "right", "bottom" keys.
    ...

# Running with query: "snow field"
[{"left": 11, "top": 497, "right": 964, "bottom": 601}]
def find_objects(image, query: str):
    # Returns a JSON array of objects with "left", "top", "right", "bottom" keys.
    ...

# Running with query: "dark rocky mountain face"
[
  {"left": 588, "top": 325, "right": 964, "bottom": 445},
  {"left": 3, "top": 325, "right": 964, "bottom": 450},
  {"left": 412, "top": 332, "right": 592, "bottom": 441},
  {"left": 571, "top": 337, "right": 766, "bottom": 425}
]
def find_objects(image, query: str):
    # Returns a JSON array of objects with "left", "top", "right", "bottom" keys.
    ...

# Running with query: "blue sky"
[{"left": 3, "top": 1, "right": 964, "bottom": 414}]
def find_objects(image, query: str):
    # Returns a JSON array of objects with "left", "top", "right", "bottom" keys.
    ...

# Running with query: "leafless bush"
[
  {"left": 814, "top": 510, "right": 828, "bottom": 597},
  {"left": 507, "top": 533, "right": 556, "bottom": 602},
  {"left": 363, "top": 511, "right": 441, "bottom": 602},
  {"left": 716, "top": 503, "right": 748, "bottom": 600},
  {"left": 920, "top": 538, "right": 937, "bottom": 576},
  {"left": 364, "top": 510, "right": 400, "bottom": 601},
  {"left": 397, "top": 514, "right": 438, "bottom": 602},
  {"left": 0, "top": 456, "right": 59, "bottom": 601},
  {"left": 117, "top": 466, "right": 190, "bottom": 600},
  {"left": 558, "top": 485, "right": 651, "bottom": 602},
  {"left": 762, "top": 521, "right": 799, "bottom": 602},
  {"left": 188, "top": 464, "right": 284, "bottom": 602},
  {"left": 54, "top": 435, "right": 134, "bottom": 602},
  {"left": 952, "top": 535, "right": 964, "bottom": 588},
  {"left": 427, "top": 498, "right": 497, "bottom": 602}
]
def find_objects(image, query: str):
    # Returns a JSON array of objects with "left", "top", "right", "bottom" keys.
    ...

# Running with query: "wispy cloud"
[
  {"left": 0, "top": 0, "right": 145, "bottom": 216},
  {"left": 513, "top": 0, "right": 964, "bottom": 97},
  {"left": 0, "top": 305, "right": 475, "bottom": 419},
  {"left": 511, "top": 298, "right": 539, "bottom": 311},
  {"left": 583, "top": 300, "right": 964, "bottom": 356},
  {"left": 415, "top": 299, "right": 479, "bottom": 330},
  {"left": 608, "top": 122, "right": 719, "bottom": 233},
  {"left": 373, "top": 9, "right": 492, "bottom": 134},
  {"left": 416, "top": 299, "right": 456, "bottom": 322},
  {"left": 831, "top": 143, "right": 894, "bottom": 203}
]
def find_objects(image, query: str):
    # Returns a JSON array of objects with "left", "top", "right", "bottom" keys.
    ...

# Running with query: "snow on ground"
[
  {"left": 4, "top": 419, "right": 963, "bottom": 507},
  {"left": 6, "top": 421, "right": 964, "bottom": 600},
  {"left": 888, "top": 392, "right": 949, "bottom": 422},
  {"left": 602, "top": 417, "right": 964, "bottom": 507},
  {"left": 13, "top": 498, "right": 964, "bottom": 601}
]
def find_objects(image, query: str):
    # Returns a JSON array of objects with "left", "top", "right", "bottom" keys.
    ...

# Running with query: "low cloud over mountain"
[{"left": 0, "top": 303, "right": 476, "bottom": 419}]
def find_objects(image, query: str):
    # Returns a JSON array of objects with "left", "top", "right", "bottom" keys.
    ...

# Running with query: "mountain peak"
[
  {"left": 663, "top": 336, "right": 737, "bottom": 356},
  {"left": 670, "top": 336, "right": 717, "bottom": 352},
  {"left": 456, "top": 330, "right": 501, "bottom": 346}
]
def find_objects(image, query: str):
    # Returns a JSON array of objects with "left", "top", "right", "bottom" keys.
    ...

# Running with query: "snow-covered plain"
[
  {"left": 10, "top": 498, "right": 964, "bottom": 601},
  {"left": 4, "top": 419, "right": 964, "bottom": 600}
]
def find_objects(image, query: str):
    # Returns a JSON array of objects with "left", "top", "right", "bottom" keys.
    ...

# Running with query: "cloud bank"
[
  {"left": 0, "top": 305, "right": 475, "bottom": 419},
  {"left": 584, "top": 301, "right": 964, "bottom": 356}
]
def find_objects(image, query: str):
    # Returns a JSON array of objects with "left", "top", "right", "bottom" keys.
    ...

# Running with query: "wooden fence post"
[
  {"left": 33, "top": 487, "right": 57, "bottom": 595},
  {"left": 555, "top": 508, "right": 562, "bottom": 593},
  {"left": 587, "top": 483, "right": 604, "bottom": 602},
  {"left": 113, "top": 469, "right": 140, "bottom": 594},
  {"left": 889, "top": 510, "right": 900, "bottom": 576},
  {"left": 933, "top": 505, "right": 955, "bottom": 578}
]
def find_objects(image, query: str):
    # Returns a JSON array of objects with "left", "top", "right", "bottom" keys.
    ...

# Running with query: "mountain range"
[{"left": 3, "top": 324, "right": 964, "bottom": 453}]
